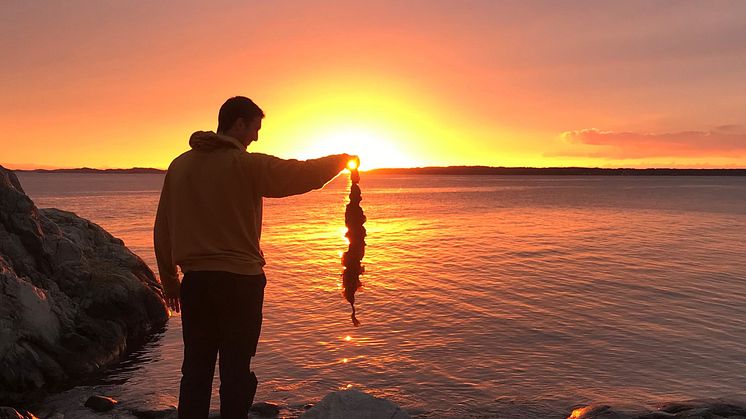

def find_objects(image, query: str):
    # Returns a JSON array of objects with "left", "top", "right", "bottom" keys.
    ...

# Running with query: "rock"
[
  {"left": 567, "top": 404, "right": 636, "bottom": 419},
  {"left": 300, "top": 389, "right": 409, "bottom": 419},
  {"left": 0, "top": 408, "right": 21, "bottom": 419},
  {"left": 0, "top": 407, "right": 37, "bottom": 419},
  {"left": 29, "top": 386, "right": 136, "bottom": 419},
  {"left": 660, "top": 402, "right": 698, "bottom": 414},
  {"left": 707, "top": 402, "right": 746, "bottom": 417},
  {"left": 672, "top": 407, "right": 711, "bottom": 418},
  {"left": 657, "top": 399, "right": 746, "bottom": 418},
  {"left": 0, "top": 166, "right": 169, "bottom": 404},
  {"left": 84, "top": 395, "right": 118, "bottom": 412},
  {"left": 30, "top": 386, "right": 147, "bottom": 419},
  {"left": 250, "top": 401, "right": 280, "bottom": 417},
  {"left": 568, "top": 399, "right": 746, "bottom": 419}
]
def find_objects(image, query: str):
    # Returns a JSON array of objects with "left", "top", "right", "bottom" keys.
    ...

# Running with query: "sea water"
[{"left": 16, "top": 172, "right": 746, "bottom": 418}]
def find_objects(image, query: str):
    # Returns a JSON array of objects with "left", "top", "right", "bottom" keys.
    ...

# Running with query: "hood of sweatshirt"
[{"left": 189, "top": 131, "right": 246, "bottom": 151}]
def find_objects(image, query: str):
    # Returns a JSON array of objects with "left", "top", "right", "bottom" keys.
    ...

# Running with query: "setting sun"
[
  {"left": 304, "top": 127, "right": 411, "bottom": 170},
  {"left": 253, "top": 77, "right": 441, "bottom": 171}
]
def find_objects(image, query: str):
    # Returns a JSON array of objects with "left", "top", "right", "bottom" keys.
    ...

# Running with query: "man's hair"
[{"left": 217, "top": 96, "right": 265, "bottom": 133}]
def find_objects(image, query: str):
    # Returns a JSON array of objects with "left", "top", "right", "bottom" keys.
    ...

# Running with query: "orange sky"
[{"left": 1, "top": 1, "right": 745, "bottom": 170}]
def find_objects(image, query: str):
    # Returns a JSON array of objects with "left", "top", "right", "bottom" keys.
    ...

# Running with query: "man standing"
[{"left": 154, "top": 96, "right": 355, "bottom": 419}]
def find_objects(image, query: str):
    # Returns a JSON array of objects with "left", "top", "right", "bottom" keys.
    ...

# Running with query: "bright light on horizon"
[{"left": 295, "top": 127, "right": 419, "bottom": 170}]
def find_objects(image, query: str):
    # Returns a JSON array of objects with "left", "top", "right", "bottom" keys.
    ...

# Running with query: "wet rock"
[
  {"left": 301, "top": 389, "right": 409, "bottom": 419},
  {"left": 84, "top": 395, "right": 118, "bottom": 412},
  {"left": 0, "top": 166, "right": 169, "bottom": 404},
  {"left": 660, "top": 402, "right": 699, "bottom": 414},
  {"left": 0, "top": 407, "right": 37, "bottom": 419},
  {"left": 569, "top": 399, "right": 746, "bottom": 419},
  {"left": 32, "top": 386, "right": 145, "bottom": 418},
  {"left": 656, "top": 399, "right": 746, "bottom": 418},
  {"left": 706, "top": 402, "right": 746, "bottom": 417},
  {"left": 250, "top": 401, "right": 280, "bottom": 417},
  {"left": 670, "top": 407, "right": 711, "bottom": 418},
  {"left": 568, "top": 404, "right": 636, "bottom": 419}
]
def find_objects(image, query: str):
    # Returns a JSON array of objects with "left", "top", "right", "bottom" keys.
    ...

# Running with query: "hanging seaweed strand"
[{"left": 341, "top": 160, "right": 366, "bottom": 326}]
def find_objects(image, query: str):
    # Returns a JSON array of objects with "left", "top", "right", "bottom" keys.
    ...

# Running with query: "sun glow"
[
  {"left": 296, "top": 126, "right": 414, "bottom": 170},
  {"left": 251, "top": 74, "right": 459, "bottom": 170}
]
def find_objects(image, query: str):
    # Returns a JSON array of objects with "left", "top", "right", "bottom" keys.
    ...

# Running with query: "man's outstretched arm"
[{"left": 253, "top": 153, "right": 357, "bottom": 198}]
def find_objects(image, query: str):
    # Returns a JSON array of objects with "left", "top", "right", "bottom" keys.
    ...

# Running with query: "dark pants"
[{"left": 178, "top": 271, "right": 266, "bottom": 419}]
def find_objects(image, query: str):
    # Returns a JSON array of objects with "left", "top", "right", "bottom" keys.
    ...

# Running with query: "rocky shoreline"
[
  {"left": 0, "top": 165, "right": 169, "bottom": 405},
  {"left": 2, "top": 387, "right": 412, "bottom": 418},
  {"left": 2, "top": 388, "right": 745, "bottom": 419}
]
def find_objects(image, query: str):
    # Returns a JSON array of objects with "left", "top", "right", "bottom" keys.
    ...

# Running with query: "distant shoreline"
[
  {"left": 369, "top": 166, "right": 746, "bottom": 176},
  {"left": 12, "top": 166, "right": 746, "bottom": 176},
  {"left": 14, "top": 167, "right": 165, "bottom": 174}
]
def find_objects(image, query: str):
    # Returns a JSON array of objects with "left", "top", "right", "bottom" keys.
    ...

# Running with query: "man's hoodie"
[{"left": 154, "top": 131, "right": 349, "bottom": 297}]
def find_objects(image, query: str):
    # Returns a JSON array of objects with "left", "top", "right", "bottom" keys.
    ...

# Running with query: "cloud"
[
  {"left": 551, "top": 128, "right": 746, "bottom": 159},
  {"left": 714, "top": 124, "right": 744, "bottom": 132}
]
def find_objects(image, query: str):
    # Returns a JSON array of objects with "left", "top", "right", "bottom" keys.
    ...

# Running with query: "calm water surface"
[{"left": 17, "top": 173, "right": 746, "bottom": 418}]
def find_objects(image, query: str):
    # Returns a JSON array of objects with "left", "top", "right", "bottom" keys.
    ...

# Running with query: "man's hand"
[
  {"left": 166, "top": 296, "right": 181, "bottom": 313},
  {"left": 341, "top": 154, "right": 360, "bottom": 170}
]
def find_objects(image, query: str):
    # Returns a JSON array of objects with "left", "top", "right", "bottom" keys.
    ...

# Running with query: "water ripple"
[{"left": 18, "top": 173, "right": 746, "bottom": 418}]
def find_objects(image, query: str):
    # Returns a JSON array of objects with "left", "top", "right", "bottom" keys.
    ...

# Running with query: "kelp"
[{"left": 341, "top": 166, "right": 366, "bottom": 326}]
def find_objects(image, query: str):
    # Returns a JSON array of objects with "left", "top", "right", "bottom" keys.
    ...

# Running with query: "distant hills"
[
  {"left": 13, "top": 166, "right": 746, "bottom": 176},
  {"left": 369, "top": 166, "right": 746, "bottom": 176},
  {"left": 15, "top": 167, "right": 165, "bottom": 174}
]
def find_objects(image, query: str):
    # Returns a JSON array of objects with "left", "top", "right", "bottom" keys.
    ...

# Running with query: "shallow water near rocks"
[{"left": 17, "top": 172, "right": 746, "bottom": 418}]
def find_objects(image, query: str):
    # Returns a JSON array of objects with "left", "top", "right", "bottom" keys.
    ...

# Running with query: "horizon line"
[{"left": 4, "top": 164, "right": 746, "bottom": 173}]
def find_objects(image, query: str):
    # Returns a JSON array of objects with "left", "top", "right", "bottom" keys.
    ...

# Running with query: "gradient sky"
[{"left": 2, "top": 1, "right": 745, "bottom": 169}]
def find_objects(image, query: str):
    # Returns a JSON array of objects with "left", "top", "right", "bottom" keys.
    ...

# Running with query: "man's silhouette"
[{"left": 154, "top": 96, "right": 355, "bottom": 419}]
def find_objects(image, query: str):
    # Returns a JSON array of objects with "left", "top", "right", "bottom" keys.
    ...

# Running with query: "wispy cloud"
[{"left": 551, "top": 127, "right": 746, "bottom": 159}]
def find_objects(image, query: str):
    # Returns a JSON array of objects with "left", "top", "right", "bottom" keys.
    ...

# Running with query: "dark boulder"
[
  {"left": 84, "top": 395, "right": 118, "bottom": 412},
  {"left": 300, "top": 389, "right": 410, "bottom": 419},
  {"left": 250, "top": 401, "right": 280, "bottom": 417}
]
